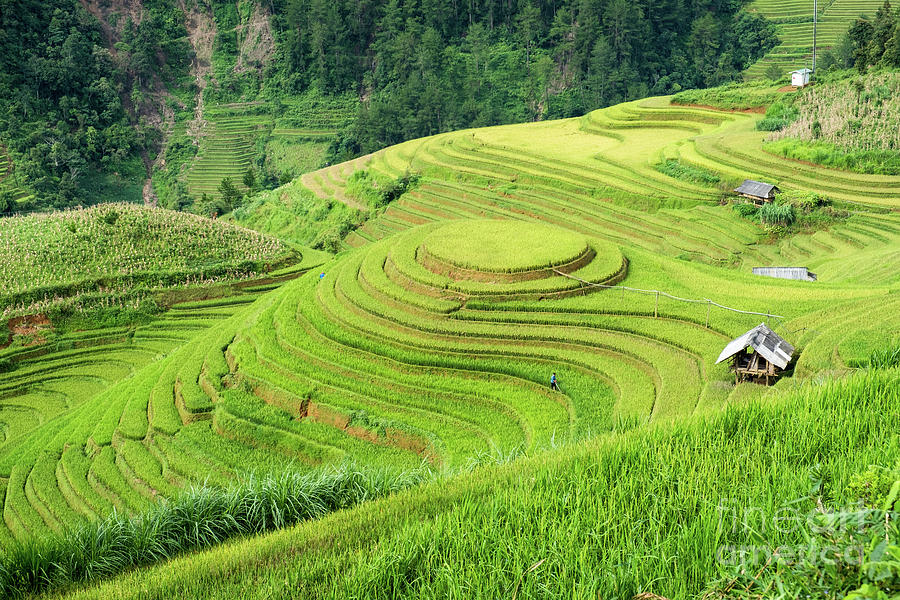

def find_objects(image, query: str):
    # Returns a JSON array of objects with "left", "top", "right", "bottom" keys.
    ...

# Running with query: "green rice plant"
[
  {"left": 868, "top": 346, "right": 900, "bottom": 370},
  {"left": 421, "top": 220, "right": 589, "bottom": 273},
  {"left": 36, "top": 367, "right": 899, "bottom": 600},
  {"left": 3, "top": 86, "right": 900, "bottom": 553},
  {"left": 654, "top": 159, "right": 721, "bottom": 184},
  {"left": 0, "top": 464, "right": 431, "bottom": 599}
]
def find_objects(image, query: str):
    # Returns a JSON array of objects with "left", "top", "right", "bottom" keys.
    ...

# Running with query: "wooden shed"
[
  {"left": 734, "top": 180, "right": 780, "bottom": 203},
  {"left": 716, "top": 323, "right": 794, "bottom": 386}
]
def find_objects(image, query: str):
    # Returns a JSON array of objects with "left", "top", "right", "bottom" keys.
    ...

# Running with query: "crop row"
[{"left": 0, "top": 284, "right": 321, "bottom": 541}]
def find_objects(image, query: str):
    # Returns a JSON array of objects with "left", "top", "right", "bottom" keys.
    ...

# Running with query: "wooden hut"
[
  {"left": 734, "top": 180, "right": 780, "bottom": 203},
  {"left": 716, "top": 323, "right": 794, "bottom": 385}
]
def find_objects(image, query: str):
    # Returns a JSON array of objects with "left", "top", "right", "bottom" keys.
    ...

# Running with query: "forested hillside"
[
  {"left": 0, "top": 0, "right": 192, "bottom": 212},
  {"left": 0, "top": 0, "right": 777, "bottom": 212},
  {"left": 277, "top": 0, "right": 777, "bottom": 157}
]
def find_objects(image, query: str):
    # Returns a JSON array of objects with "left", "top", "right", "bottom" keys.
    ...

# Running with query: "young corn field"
[
  {"left": 0, "top": 204, "right": 295, "bottom": 319},
  {"left": 0, "top": 88, "right": 898, "bottom": 598}
]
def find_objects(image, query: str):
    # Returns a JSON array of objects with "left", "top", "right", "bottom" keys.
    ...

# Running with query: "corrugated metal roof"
[
  {"left": 792, "top": 68, "right": 813, "bottom": 74},
  {"left": 715, "top": 323, "right": 795, "bottom": 370},
  {"left": 734, "top": 180, "right": 779, "bottom": 198},
  {"left": 752, "top": 267, "right": 817, "bottom": 282}
]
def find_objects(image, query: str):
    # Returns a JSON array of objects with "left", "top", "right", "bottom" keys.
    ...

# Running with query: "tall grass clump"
[
  {"left": 0, "top": 463, "right": 431, "bottom": 598},
  {"left": 758, "top": 201, "right": 795, "bottom": 226},
  {"left": 869, "top": 346, "right": 900, "bottom": 370},
  {"left": 756, "top": 100, "right": 799, "bottom": 131}
]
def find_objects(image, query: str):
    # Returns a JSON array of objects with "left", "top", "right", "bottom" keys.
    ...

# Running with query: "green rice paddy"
[
  {"left": 1, "top": 88, "right": 898, "bottom": 598},
  {"left": 421, "top": 220, "right": 591, "bottom": 274},
  {"left": 183, "top": 97, "right": 356, "bottom": 200}
]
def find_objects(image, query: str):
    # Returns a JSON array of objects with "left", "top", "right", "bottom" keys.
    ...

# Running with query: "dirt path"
[
  {"left": 234, "top": 2, "right": 274, "bottom": 74},
  {"left": 182, "top": 1, "right": 217, "bottom": 148}
]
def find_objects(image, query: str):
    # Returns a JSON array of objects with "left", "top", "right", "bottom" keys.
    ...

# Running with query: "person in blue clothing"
[{"left": 550, "top": 372, "right": 560, "bottom": 391}]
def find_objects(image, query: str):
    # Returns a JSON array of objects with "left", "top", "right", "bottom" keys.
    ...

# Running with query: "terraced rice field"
[
  {"left": 185, "top": 106, "right": 271, "bottom": 198},
  {"left": 317, "top": 96, "right": 900, "bottom": 277},
  {"left": 2, "top": 93, "right": 898, "bottom": 545},
  {"left": 0, "top": 145, "right": 34, "bottom": 211},
  {"left": 185, "top": 97, "right": 356, "bottom": 200},
  {"left": 0, "top": 257, "right": 330, "bottom": 544},
  {"left": 745, "top": 0, "right": 886, "bottom": 78}
]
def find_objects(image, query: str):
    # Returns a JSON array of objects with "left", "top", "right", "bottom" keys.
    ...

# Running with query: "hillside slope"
[
  {"left": 43, "top": 366, "right": 900, "bottom": 599},
  {"left": 0, "top": 204, "right": 296, "bottom": 318},
  {"left": 1, "top": 0, "right": 779, "bottom": 212},
  {"left": 1, "top": 91, "right": 898, "bottom": 555},
  {"left": 744, "top": 0, "right": 886, "bottom": 78}
]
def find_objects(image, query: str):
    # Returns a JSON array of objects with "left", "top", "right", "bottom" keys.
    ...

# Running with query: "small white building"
[
  {"left": 752, "top": 267, "right": 817, "bottom": 282},
  {"left": 791, "top": 68, "right": 812, "bottom": 87}
]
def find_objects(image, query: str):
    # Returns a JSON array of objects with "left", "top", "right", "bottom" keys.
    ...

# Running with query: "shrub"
[
  {"left": 777, "top": 189, "right": 830, "bottom": 211},
  {"left": 346, "top": 171, "right": 420, "bottom": 209},
  {"left": 732, "top": 202, "right": 759, "bottom": 218},
  {"left": 758, "top": 201, "right": 795, "bottom": 226},
  {"left": 756, "top": 101, "right": 799, "bottom": 132}
]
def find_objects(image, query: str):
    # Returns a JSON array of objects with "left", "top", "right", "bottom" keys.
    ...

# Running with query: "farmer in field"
[{"left": 550, "top": 372, "right": 559, "bottom": 391}]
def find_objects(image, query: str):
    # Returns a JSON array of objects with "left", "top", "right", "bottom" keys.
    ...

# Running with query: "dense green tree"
[
  {"left": 303, "top": 0, "right": 778, "bottom": 154},
  {"left": 0, "top": 189, "right": 12, "bottom": 215},
  {"left": 1, "top": 0, "right": 780, "bottom": 212},
  {"left": 884, "top": 18, "right": 900, "bottom": 66},
  {"left": 218, "top": 178, "right": 242, "bottom": 209},
  {"left": 243, "top": 168, "right": 258, "bottom": 192},
  {"left": 849, "top": 19, "right": 875, "bottom": 72},
  {"left": 869, "top": 0, "right": 896, "bottom": 64},
  {"left": 0, "top": 0, "right": 190, "bottom": 212}
]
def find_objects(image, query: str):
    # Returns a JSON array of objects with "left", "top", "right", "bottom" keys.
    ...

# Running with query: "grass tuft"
[{"left": 0, "top": 464, "right": 431, "bottom": 599}]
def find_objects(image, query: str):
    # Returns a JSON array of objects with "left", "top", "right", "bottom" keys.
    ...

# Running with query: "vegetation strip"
[{"left": 0, "top": 464, "right": 431, "bottom": 599}]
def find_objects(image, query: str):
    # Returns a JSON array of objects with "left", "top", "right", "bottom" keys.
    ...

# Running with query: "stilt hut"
[
  {"left": 716, "top": 323, "right": 794, "bottom": 385},
  {"left": 734, "top": 180, "right": 780, "bottom": 203}
]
